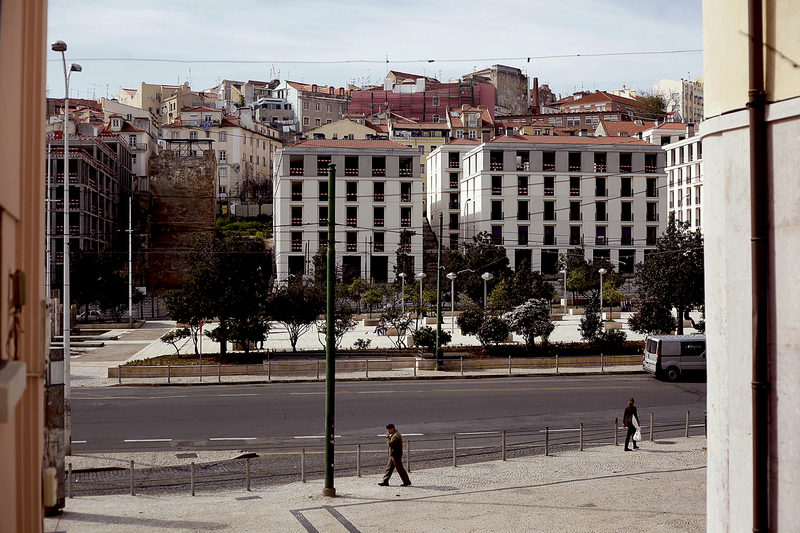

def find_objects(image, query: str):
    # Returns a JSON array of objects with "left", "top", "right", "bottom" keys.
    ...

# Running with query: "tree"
[
  {"left": 393, "top": 230, "right": 416, "bottom": 283},
  {"left": 316, "top": 295, "right": 356, "bottom": 349},
  {"left": 268, "top": 281, "right": 323, "bottom": 352},
  {"left": 503, "top": 299, "right": 555, "bottom": 352},
  {"left": 634, "top": 214, "right": 704, "bottom": 334},
  {"left": 70, "top": 249, "right": 129, "bottom": 321},
  {"left": 634, "top": 89, "right": 669, "bottom": 123},
  {"left": 381, "top": 304, "right": 414, "bottom": 349},
  {"left": 412, "top": 326, "right": 451, "bottom": 354},
  {"left": 579, "top": 297, "right": 603, "bottom": 343},
  {"left": 445, "top": 232, "right": 512, "bottom": 304},
  {"left": 559, "top": 249, "right": 623, "bottom": 303},
  {"left": 227, "top": 313, "right": 270, "bottom": 355},
  {"left": 489, "top": 261, "right": 553, "bottom": 309},
  {"left": 456, "top": 302, "right": 485, "bottom": 337},
  {"left": 602, "top": 281, "right": 625, "bottom": 315},
  {"left": 362, "top": 287, "right": 383, "bottom": 318},
  {"left": 478, "top": 316, "right": 510, "bottom": 347},
  {"left": 628, "top": 297, "right": 677, "bottom": 335},
  {"left": 163, "top": 285, "right": 210, "bottom": 355},
  {"left": 160, "top": 329, "right": 189, "bottom": 357}
]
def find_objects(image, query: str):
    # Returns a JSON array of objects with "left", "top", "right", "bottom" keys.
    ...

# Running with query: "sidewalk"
[{"left": 45, "top": 436, "right": 707, "bottom": 533}]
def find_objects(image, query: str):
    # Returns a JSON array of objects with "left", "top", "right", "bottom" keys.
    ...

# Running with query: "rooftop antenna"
[{"left": 188, "top": 68, "right": 192, "bottom": 88}]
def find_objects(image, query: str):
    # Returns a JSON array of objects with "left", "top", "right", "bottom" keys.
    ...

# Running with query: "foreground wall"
[{"left": 703, "top": 0, "right": 800, "bottom": 530}]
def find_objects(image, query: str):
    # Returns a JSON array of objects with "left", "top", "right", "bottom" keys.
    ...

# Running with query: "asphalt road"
[{"left": 71, "top": 374, "right": 706, "bottom": 453}]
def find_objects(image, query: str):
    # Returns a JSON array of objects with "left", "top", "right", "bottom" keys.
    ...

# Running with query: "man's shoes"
[
  {"left": 633, "top": 445, "right": 639, "bottom": 449},
  {"left": 624, "top": 448, "right": 631, "bottom": 451},
  {"left": 402, "top": 482, "right": 412, "bottom": 486},
  {"left": 377, "top": 481, "right": 389, "bottom": 486}
]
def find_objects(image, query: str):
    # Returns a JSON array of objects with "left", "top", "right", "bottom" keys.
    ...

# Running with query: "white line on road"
[
  {"left": 218, "top": 394, "right": 259, "bottom": 397},
  {"left": 376, "top": 433, "right": 424, "bottom": 437},
  {"left": 294, "top": 435, "right": 342, "bottom": 439},
  {"left": 72, "top": 440, "right": 87, "bottom": 444},
  {"left": 123, "top": 439, "right": 172, "bottom": 442},
  {"left": 457, "top": 431, "right": 498, "bottom": 435},
  {"left": 209, "top": 437, "right": 257, "bottom": 441},
  {"left": 290, "top": 392, "right": 325, "bottom": 395},
  {"left": 538, "top": 429, "right": 580, "bottom": 433}
]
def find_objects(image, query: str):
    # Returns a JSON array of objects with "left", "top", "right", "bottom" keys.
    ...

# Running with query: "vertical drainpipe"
[{"left": 748, "top": 0, "right": 769, "bottom": 530}]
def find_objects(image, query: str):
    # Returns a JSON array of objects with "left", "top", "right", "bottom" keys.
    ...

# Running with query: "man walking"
[
  {"left": 623, "top": 397, "right": 640, "bottom": 451},
  {"left": 378, "top": 424, "right": 411, "bottom": 486}
]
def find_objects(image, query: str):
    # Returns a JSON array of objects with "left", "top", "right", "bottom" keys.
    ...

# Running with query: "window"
[
  {"left": 491, "top": 201, "right": 503, "bottom": 221},
  {"left": 218, "top": 167, "right": 227, "bottom": 179},
  {"left": 449, "top": 233, "right": 459, "bottom": 250},
  {"left": 432, "top": 114, "right": 440, "bottom": 123},
  {"left": 621, "top": 226, "right": 633, "bottom": 246},
  {"left": 303, "top": 102, "right": 309, "bottom": 110},
  {"left": 518, "top": 226, "right": 528, "bottom": 246},
  {"left": 327, "top": 104, "right": 332, "bottom": 112},
  {"left": 346, "top": 181, "right": 358, "bottom": 201},
  {"left": 570, "top": 226, "right": 582, "bottom": 246},
  {"left": 374, "top": 207, "right": 384, "bottom": 227},
  {"left": 595, "top": 226, "right": 607, "bottom": 245},
  {"left": 338, "top": 105, "right": 343, "bottom": 113},
  {"left": 219, "top": 185, "right": 227, "bottom": 194},
  {"left": 291, "top": 181, "right": 303, "bottom": 201},
  {"left": 544, "top": 176, "right": 555, "bottom": 196},
  {"left": 315, "top": 118, "right": 321, "bottom": 127},
  {"left": 303, "top": 117, "right": 309, "bottom": 126},
  {"left": 544, "top": 226, "right": 556, "bottom": 246},
  {"left": 346, "top": 232, "right": 357, "bottom": 252},
  {"left": 595, "top": 201, "right": 607, "bottom": 221},
  {"left": 400, "top": 207, "right": 411, "bottom": 227},
  {"left": 318, "top": 206, "right": 328, "bottom": 225},
  {"left": 518, "top": 176, "right": 528, "bottom": 195},
  {"left": 432, "top": 96, "right": 440, "bottom": 106},
  {"left": 319, "top": 181, "right": 328, "bottom": 201},
  {"left": 189, "top": 131, "right": 198, "bottom": 140},
  {"left": 569, "top": 202, "right": 581, "bottom": 221},
  {"left": 131, "top": 154, "right": 137, "bottom": 165},
  {"left": 468, "top": 130, "right": 477, "bottom": 139},
  {"left": 219, "top": 150, "right": 227, "bottom": 163},
  {"left": 543, "top": 201, "right": 556, "bottom": 221},
  {"left": 491, "top": 226, "right": 503, "bottom": 245},
  {"left": 291, "top": 206, "right": 303, "bottom": 226},
  {"left": 449, "top": 213, "right": 459, "bottom": 230},
  {"left": 492, "top": 175, "right": 502, "bottom": 195},
  {"left": 517, "top": 201, "right": 529, "bottom": 221},
  {"left": 450, "top": 173, "right": 459, "bottom": 189},
  {"left": 346, "top": 206, "right": 358, "bottom": 227},
  {"left": 621, "top": 202, "right": 633, "bottom": 222},
  {"left": 128, "top": 134, "right": 137, "bottom": 147},
  {"left": 373, "top": 182, "right": 385, "bottom": 201}
]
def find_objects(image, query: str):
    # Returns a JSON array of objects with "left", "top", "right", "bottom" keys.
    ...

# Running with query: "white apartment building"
[
  {"left": 273, "top": 140, "right": 423, "bottom": 283},
  {"left": 664, "top": 127, "right": 703, "bottom": 232},
  {"left": 653, "top": 77, "right": 704, "bottom": 124},
  {"left": 428, "top": 135, "right": 667, "bottom": 274}
]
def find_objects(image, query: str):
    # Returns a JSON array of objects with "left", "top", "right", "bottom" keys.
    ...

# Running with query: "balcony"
[
  {"left": 595, "top": 188, "right": 608, "bottom": 197},
  {"left": 372, "top": 168, "right": 386, "bottom": 176},
  {"left": 290, "top": 166, "right": 303, "bottom": 176},
  {"left": 645, "top": 165, "right": 657, "bottom": 173},
  {"left": 620, "top": 164, "right": 631, "bottom": 173},
  {"left": 543, "top": 163, "right": 555, "bottom": 171},
  {"left": 399, "top": 168, "right": 413, "bottom": 177},
  {"left": 516, "top": 162, "right": 530, "bottom": 171},
  {"left": 292, "top": 192, "right": 303, "bottom": 201},
  {"left": 317, "top": 167, "right": 329, "bottom": 176},
  {"left": 621, "top": 188, "right": 633, "bottom": 197},
  {"left": 374, "top": 242, "right": 385, "bottom": 252},
  {"left": 401, "top": 218, "right": 411, "bottom": 227},
  {"left": 346, "top": 218, "right": 357, "bottom": 227},
  {"left": 596, "top": 213, "right": 608, "bottom": 222},
  {"left": 128, "top": 142, "right": 147, "bottom": 151},
  {"left": 569, "top": 212, "right": 582, "bottom": 222},
  {"left": 318, "top": 218, "right": 328, "bottom": 226},
  {"left": 345, "top": 167, "right": 359, "bottom": 176},
  {"left": 346, "top": 193, "right": 357, "bottom": 201},
  {"left": 646, "top": 213, "right": 660, "bottom": 222},
  {"left": 621, "top": 236, "right": 633, "bottom": 246},
  {"left": 319, "top": 192, "right": 328, "bottom": 201},
  {"left": 448, "top": 161, "right": 460, "bottom": 169},
  {"left": 544, "top": 187, "right": 554, "bottom": 196},
  {"left": 490, "top": 162, "right": 503, "bottom": 171},
  {"left": 621, "top": 213, "right": 634, "bottom": 222},
  {"left": 570, "top": 236, "right": 583, "bottom": 246},
  {"left": 399, "top": 244, "right": 411, "bottom": 253},
  {"left": 449, "top": 179, "right": 459, "bottom": 189},
  {"left": 448, "top": 201, "right": 459, "bottom": 210},
  {"left": 595, "top": 236, "right": 608, "bottom": 245},
  {"left": 374, "top": 193, "right": 384, "bottom": 202},
  {"left": 374, "top": 218, "right": 384, "bottom": 227},
  {"left": 570, "top": 187, "right": 580, "bottom": 196},
  {"left": 695, "top": 218, "right": 701, "bottom": 226},
  {"left": 543, "top": 236, "right": 558, "bottom": 246},
  {"left": 569, "top": 165, "right": 581, "bottom": 172},
  {"left": 291, "top": 217, "right": 303, "bottom": 226},
  {"left": 518, "top": 186, "right": 528, "bottom": 195},
  {"left": 292, "top": 242, "right": 302, "bottom": 251},
  {"left": 400, "top": 193, "right": 411, "bottom": 202},
  {"left": 594, "top": 163, "right": 606, "bottom": 173},
  {"left": 646, "top": 189, "right": 659, "bottom": 197},
  {"left": 491, "top": 186, "right": 502, "bottom": 195},
  {"left": 491, "top": 211, "right": 504, "bottom": 221},
  {"left": 646, "top": 237, "right": 657, "bottom": 246},
  {"left": 347, "top": 243, "right": 357, "bottom": 252}
]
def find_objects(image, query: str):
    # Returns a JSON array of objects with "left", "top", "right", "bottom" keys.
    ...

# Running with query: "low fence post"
[
  {"left": 356, "top": 445, "right": 361, "bottom": 477},
  {"left": 614, "top": 418, "right": 619, "bottom": 446},
  {"left": 545, "top": 427, "right": 549, "bottom": 456},
  {"left": 453, "top": 436, "right": 457, "bottom": 468},
  {"left": 245, "top": 458, "right": 251, "bottom": 491},
  {"left": 316, "top": 360, "right": 320, "bottom": 380},
  {"left": 407, "top": 440, "right": 411, "bottom": 472},
  {"left": 460, "top": 356, "right": 463, "bottom": 376},
  {"left": 218, "top": 363, "right": 221, "bottom": 382},
  {"left": 130, "top": 460, "right": 135, "bottom": 496},
  {"left": 301, "top": 449, "right": 306, "bottom": 483},
  {"left": 199, "top": 361, "right": 202, "bottom": 383},
  {"left": 365, "top": 359, "right": 369, "bottom": 379},
  {"left": 118, "top": 365, "right": 121, "bottom": 384},
  {"left": 268, "top": 360, "right": 271, "bottom": 381},
  {"left": 650, "top": 413, "right": 654, "bottom": 442},
  {"left": 502, "top": 431, "right": 506, "bottom": 461},
  {"left": 191, "top": 462, "right": 195, "bottom": 496},
  {"left": 686, "top": 411, "right": 690, "bottom": 437},
  {"left": 601, "top": 353, "right": 604, "bottom": 371},
  {"left": 508, "top": 356, "right": 512, "bottom": 375},
  {"left": 580, "top": 423, "right": 584, "bottom": 451},
  {"left": 555, "top": 355, "right": 559, "bottom": 373},
  {"left": 67, "top": 463, "right": 72, "bottom": 499},
  {"left": 413, "top": 356, "right": 417, "bottom": 377},
  {"left": 167, "top": 364, "right": 170, "bottom": 384},
  {"left": 704, "top": 410, "right": 707, "bottom": 437}
]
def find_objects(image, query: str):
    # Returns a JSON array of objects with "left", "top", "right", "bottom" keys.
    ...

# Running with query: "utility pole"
[
  {"left": 435, "top": 213, "right": 444, "bottom": 370},
  {"left": 323, "top": 162, "right": 337, "bottom": 497}
]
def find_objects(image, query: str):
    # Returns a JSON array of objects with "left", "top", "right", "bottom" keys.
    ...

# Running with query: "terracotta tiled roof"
[
  {"left": 391, "top": 122, "right": 449, "bottom": 130},
  {"left": 564, "top": 91, "right": 641, "bottom": 108},
  {"left": 446, "top": 139, "right": 481, "bottom": 146},
  {"left": 182, "top": 106, "right": 220, "bottom": 113},
  {"left": 367, "top": 122, "right": 389, "bottom": 133},
  {"left": 287, "top": 139, "right": 417, "bottom": 149},
  {"left": 655, "top": 122, "right": 693, "bottom": 130},
  {"left": 101, "top": 122, "right": 144, "bottom": 133},
  {"left": 450, "top": 117, "right": 464, "bottom": 127},
  {"left": 221, "top": 116, "right": 239, "bottom": 127},
  {"left": 597, "top": 120, "right": 655, "bottom": 137},
  {"left": 287, "top": 81, "right": 348, "bottom": 95},
  {"left": 488, "top": 134, "right": 655, "bottom": 146}
]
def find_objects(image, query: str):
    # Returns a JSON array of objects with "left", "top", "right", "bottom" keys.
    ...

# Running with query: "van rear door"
[{"left": 680, "top": 340, "right": 706, "bottom": 371}]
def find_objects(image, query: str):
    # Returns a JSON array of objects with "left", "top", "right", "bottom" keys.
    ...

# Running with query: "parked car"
[
  {"left": 643, "top": 334, "right": 706, "bottom": 381},
  {"left": 76, "top": 310, "right": 103, "bottom": 322}
]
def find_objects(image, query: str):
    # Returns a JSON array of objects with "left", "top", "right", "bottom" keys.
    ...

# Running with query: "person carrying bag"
[{"left": 623, "top": 397, "right": 640, "bottom": 451}]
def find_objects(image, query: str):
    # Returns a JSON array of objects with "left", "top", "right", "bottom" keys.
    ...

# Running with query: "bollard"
[
  {"left": 555, "top": 355, "right": 559, "bottom": 373},
  {"left": 545, "top": 427, "right": 549, "bottom": 456},
  {"left": 614, "top": 418, "right": 619, "bottom": 446},
  {"left": 356, "top": 445, "right": 361, "bottom": 477},
  {"left": 686, "top": 411, "right": 690, "bottom": 438},
  {"left": 167, "top": 363, "right": 170, "bottom": 384},
  {"left": 268, "top": 359, "right": 271, "bottom": 381},
  {"left": 580, "top": 423, "right": 584, "bottom": 451},
  {"left": 191, "top": 462, "right": 195, "bottom": 496},
  {"left": 67, "top": 463, "right": 73, "bottom": 499},
  {"left": 704, "top": 410, "right": 707, "bottom": 437},
  {"left": 130, "top": 460, "right": 135, "bottom": 496},
  {"left": 460, "top": 357, "right": 464, "bottom": 376},
  {"left": 365, "top": 359, "right": 369, "bottom": 379},
  {"left": 218, "top": 363, "right": 221, "bottom": 382},
  {"left": 508, "top": 356, "right": 512, "bottom": 375},
  {"left": 316, "top": 360, "right": 320, "bottom": 380},
  {"left": 502, "top": 431, "right": 506, "bottom": 461},
  {"left": 413, "top": 357, "right": 417, "bottom": 377},
  {"left": 601, "top": 353, "right": 604, "bottom": 371},
  {"left": 453, "top": 436, "right": 457, "bottom": 468},
  {"left": 118, "top": 365, "right": 122, "bottom": 384},
  {"left": 246, "top": 458, "right": 251, "bottom": 491},
  {"left": 650, "top": 413, "right": 654, "bottom": 442},
  {"left": 406, "top": 440, "right": 412, "bottom": 472},
  {"left": 301, "top": 449, "right": 306, "bottom": 483},
  {"left": 199, "top": 360, "right": 202, "bottom": 383}
]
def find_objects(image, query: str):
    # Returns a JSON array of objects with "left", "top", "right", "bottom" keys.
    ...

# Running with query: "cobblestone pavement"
[{"left": 46, "top": 436, "right": 707, "bottom": 533}]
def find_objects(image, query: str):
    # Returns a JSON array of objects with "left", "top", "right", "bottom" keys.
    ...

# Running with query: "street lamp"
[
  {"left": 52, "top": 40, "right": 81, "bottom": 456},
  {"left": 446, "top": 272, "right": 457, "bottom": 333},
  {"left": 414, "top": 272, "right": 427, "bottom": 328},
  {"left": 481, "top": 272, "right": 494, "bottom": 309},
  {"left": 559, "top": 269, "right": 567, "bottom": 315},
  {"left": 398, "top": 272, "right": 407, "bottom": 313},
  {"left": 598, "top": 268, "right": 607, "bottom": 318}
]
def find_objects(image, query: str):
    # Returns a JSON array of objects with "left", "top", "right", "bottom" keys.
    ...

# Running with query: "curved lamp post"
[
  {"left": 559, "top": 268, "right": 567, "bottom": 315},
  {"left": 446, "top": 272, "right": 457, "bottom": 333},
  {"left": 598, "top": 268, "right": 607, "bottom": 318},
  {"left": 481, "top": 272, "right": 494, "bottom": 309},
  {"left": 414, "top": 272, "right": 427, "bottom": 328},
  {"left": 398, "top": 272, "right": 407, "bottom": 313}
]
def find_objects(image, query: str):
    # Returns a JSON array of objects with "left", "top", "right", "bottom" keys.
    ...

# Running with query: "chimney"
[
  {"left": 481, "top": 130, "right": 490, "bottom": 143},
  {"left": 505, "top": 126, "right": 514, "bottom": 137},
  {"left": 532, "top": 77, "right": 540, "bottom": 113},
  {"left": 687, "top": 123, "right": 695, "bottom": 137}
]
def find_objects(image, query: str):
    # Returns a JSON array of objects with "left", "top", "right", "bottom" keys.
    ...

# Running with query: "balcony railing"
[
  {"left": 292, "top": 242, "right": 302, "bottom": 251},
  {"left": 620, "top": 164, "right": 631, "bottom": 173},
  {"left": 544, "top": 187, "right": 554, "bottom": 196},
  {"left": 346, "top": 193, "right": 357, "bottom": 201},
  {"left": 543, "top": 237, "right": 558, "bottom": 246},
  {"left": 319, "top": 193, "right": 328, "bottom": 201},
  {"left": 290, "top": 166, "right": 303, "bottom": 176},
  {"left": 399, "top": 168, "right": 413, "bottom": 177},
  {"left": 346, "top": 243, "right": 357, "bottom": 251},
  {"left": 490, "top": 162, "right": 503, "bottom": 171},
  {"left": 374, "top": 243, "right": 385, "bottom": 252},
  {"left": 372, "top": 168, "right": 386, "bottom": 176},
  {"left": 399, "top": 244, "right": 411, "bottom": 253},
  {"left": 491, "top": 211, "right": 504, "bottom": 221},
  {"left": 344, "top": 168, "right": 358, "bottom": 176},
  {"left": 516, "top": 162, "right": 530, "bottom": 171},
  {"left": 448, "top": 202, "right": 459, "bottom": 210},
  {"left": 400, "top": 193, "right": 411, "bottom": 202},
  {"left": 346, "top": 218, "right": 357, "bottom": 227},
  {"left": 621, "top": 237, "right": 633, "bottom": 246},
  {"left": 543, "top": 213, "right": 556, "bottom": 221},
  {"left": 569, "top": 164, "right": 581, "bottom": 172},
  {"left": 595, "top": 236, "right": 608, "bottom": 245},
  {"left": 620, "top": 189, "right": 633, "bottom": 197},
  {"left": 621, "top": 213, "right": 634, "bottom": 222},
  {"left": 570, "top": 236, "right": 583, "bottom": 246},
  {"left": 696, "top": 196, "right": 701, "bottom": 204},
  {"left": 569, "top": 212, "right": 582, "bottom": 221},
  {"left": 449, "top": 222, "right": 459, "bottom": 230},
  {"left": 595, "top": 188, "right": 608, "bottom": 197},
  {"left": 594, "top": 163, "right": 606, "bottom": 172},
  {"left": 374, "top": 218, "right": 384, "bottom": 227},
  {"left": 543, "top": 163, "right": 555, "bottom": 171},
  {"left": 448, "top": 161, "right": 460, "bottom": 169},
  {"left": 595, "top": 213, "right": 608, "bottom": 222},
  {"left": 492, "top": 186, "right": 502, "bottom": 195},
  {"left": 518, "top": 186, "right": 528, "bottom": 195},
  {"left": 645, "top": 165, "right": 657, "bottom": 173},
  {"left": 695, "top": 218, "right": 701, "bottom": 226},
  {"left": 292, "top": 192, "right": 303, "bottom": 201},
  {"left": 570, "top": 187, "right": 580, "bottom": 196},
  {"left": 646, "top": 213, "right": 659, "bottom": 221},
  {"left": 374, "top": 193, "right": 384, "bottom": 202},
  {"left": 291, "top": 217, "right": 303, "bottom": 226},
  {"left": 646, "top": 237, "right": 657, "bottom": 246},
  {"left": 317, "top": 167, "right": 329, "bottom": 176},
  {"left": 517, "top": 212, "right": 529, "bottom": 221},
  {"left": 686, "top": 176, "right": 692, "bottom": 184},
  {"left": 646, "top": 189, "right": 659, "bottom": 197},
  {"left": 319, "top": 218, "right": 328, "bottom": 226},
  {"left": 401, "top": 218, "right": 411, "bottom": 227},
  {"left": 450, "top": 179, "right": 459, "bottom": 189}
]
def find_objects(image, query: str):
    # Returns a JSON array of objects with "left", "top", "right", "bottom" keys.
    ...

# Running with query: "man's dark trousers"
[{"left": 382, "top": 455, "right": 410, "bottom": 485}]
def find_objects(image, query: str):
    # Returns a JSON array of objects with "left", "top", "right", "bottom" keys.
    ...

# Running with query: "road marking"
[
  {"left": 357, "top": 391, "right": 390, "bottom": 394},
  {"left": 376, "top": 433, "right": 424, "bottom": 437},
  {"left": 457, "top": 431, "right": 497, "bottom": 435},
  {"left": 218, "top": 394, "right": 259, "bottom": 397},
  {"left": 538, "top": 429, "right": 580, "bottom": 433},
  {"left": 72, "top": 440, "right": 87, "bottom": 444},
  {"left": 209, "top": 437, "right": 257, "bottom": 441},
  {"left": 290, "top": 392, "right": 326, "bottom": 395},
  {"left": 123, "top": 438, "right": 172, "bottom": 442},
  {"left": 294, "top": 435, "right": 341, "bottom": 439}
]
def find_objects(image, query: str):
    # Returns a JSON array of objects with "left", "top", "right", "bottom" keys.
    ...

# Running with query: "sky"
[{"left": 46, "top": 0, "right": 703, "bottom": 102}]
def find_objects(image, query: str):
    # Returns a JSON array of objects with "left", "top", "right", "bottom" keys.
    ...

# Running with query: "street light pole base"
[{"left": 322, "top": 487, "right": 336, "bottom": 497}]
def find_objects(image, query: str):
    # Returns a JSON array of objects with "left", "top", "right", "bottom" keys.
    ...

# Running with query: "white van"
[{"left": 643, "top": 334, "right": 706, "bottom": 381}]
